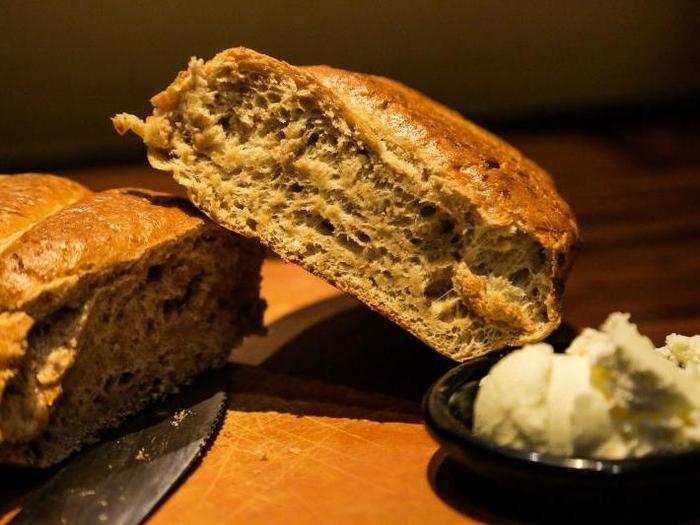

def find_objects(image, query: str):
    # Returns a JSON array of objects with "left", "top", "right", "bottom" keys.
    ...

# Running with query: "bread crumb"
[
  {"left": 98, "top": 513, "right": 108, "bottom": 522},
  {"left": 171, "top": 409, "right": 188, "bottom": 427},
  {"left": 135, "top": 449, "right": 151, "bottom": 462}
]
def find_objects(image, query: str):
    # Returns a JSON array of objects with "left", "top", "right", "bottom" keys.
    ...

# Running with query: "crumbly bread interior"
[
  {"left": 0, "top": 230, "right": 263, "bottom": 467},
  {"left": 115, "top": 57, "right": 563, "bottom": 360}
]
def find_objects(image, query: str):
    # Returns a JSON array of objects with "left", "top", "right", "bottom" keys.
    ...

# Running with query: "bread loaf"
[
  {"left": 0, "top": 174, "right": 265, "bottom": 467},
  {"left": 113, "top": 47, "right": 578, "bottom": 361}
]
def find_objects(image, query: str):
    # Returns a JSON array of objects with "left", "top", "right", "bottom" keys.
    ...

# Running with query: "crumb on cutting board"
[{"left": 171, "top": 409, "right": 189, "bottom": 427}]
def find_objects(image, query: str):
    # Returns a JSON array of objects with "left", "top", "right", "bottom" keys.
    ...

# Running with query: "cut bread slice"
[
  {"left": 0, "top": 179, "right": 265, "bottom": 466},
  {"left": 113, "top": 47, "right": 578, "bottom": 361}
]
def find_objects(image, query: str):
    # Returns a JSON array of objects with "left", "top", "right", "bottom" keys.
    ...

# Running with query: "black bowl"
[{"left": 423, "top": 351, "right": 700, "bottom": 499}]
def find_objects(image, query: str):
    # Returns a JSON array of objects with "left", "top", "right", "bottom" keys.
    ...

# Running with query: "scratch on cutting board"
[
  {"left": 279, "top": 419, "right": 409, "bottom": 496},
  {"left": 273, "top": 421, "right": 389, "bottom": 465},
  {"left": 227, "top": 437, "right": 399, "bottom": 521},
  {"left": 195, "top": 411, "right": 416, "bottom": 520},
  {"left": 224, "top": 419, "right": 342, "bottom": 519},
  {"left": 197, "top": 433, "right": 242, "bottom": 502},
  {"left": 247, "top": 445, "right": 326, "bottom": 519},
  {"left": 287, "top": 487, "right": 322, "bottom": 519},
  {"left": 312, "top": 418, "right": 392, "bottom": 448},
  {"left": 265, "top": 418, "right": 400, "bottom": 493},
  {"left": 196, "top": 413, "right": 288, "bottom": 505}
]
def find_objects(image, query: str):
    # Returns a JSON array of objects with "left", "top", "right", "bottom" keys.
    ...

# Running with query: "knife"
[{"left": 11, "top": 384, "right": 226, "bottom": 525}]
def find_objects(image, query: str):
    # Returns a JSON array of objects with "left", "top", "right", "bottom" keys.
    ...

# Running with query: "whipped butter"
[{"left": 473, "top": 313, "right": 700, "bottom": 459}]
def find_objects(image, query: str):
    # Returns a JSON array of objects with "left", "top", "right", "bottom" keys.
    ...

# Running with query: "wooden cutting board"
[
  {"left": 149, "top": 261, "right": 692, "bottom": 524},
  {"left": 148, "top": 261, "right": 474, "bottom": 524},
  {"left": 150, "top": 368, "right": 455, "bottom": 524}
]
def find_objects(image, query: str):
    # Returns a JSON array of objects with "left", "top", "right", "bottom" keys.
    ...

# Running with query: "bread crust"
[
  {"left": 143, "top": 48, "right": 577, "bottom": 252},
  {"left": 0, "top": 176, "right": 265, "bottom": 466},
  {"left": 0, "top": 173, "right": 92, "bottom": 253},
  {"left": 302, "top": 65, "right": 579, "bottom": 252},
  {"left": 0, "top": 188, "right": 212, "bottom": 313}
]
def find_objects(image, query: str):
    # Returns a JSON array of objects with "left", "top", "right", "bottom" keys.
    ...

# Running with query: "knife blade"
[{"left": 11, "top": 386, "right": 226, "bottom": 525}]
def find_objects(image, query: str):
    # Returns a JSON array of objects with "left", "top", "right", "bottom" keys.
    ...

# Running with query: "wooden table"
[{"left": 3, "top": 121, "right": 699, "bottom": 523}]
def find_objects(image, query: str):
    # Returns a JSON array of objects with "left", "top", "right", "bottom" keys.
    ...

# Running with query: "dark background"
[{"left": 2, "top": 1, "right": 699, "bottom": 169}]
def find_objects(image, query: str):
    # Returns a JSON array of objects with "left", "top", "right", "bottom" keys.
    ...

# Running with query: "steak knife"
[{"left": 11, "top": 387, "right": 226, "bottom": 525}]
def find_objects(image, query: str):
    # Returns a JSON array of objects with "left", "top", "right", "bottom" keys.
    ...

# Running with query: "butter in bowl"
[{"left": 424, "top": 314, "right": 700, "bottom": 498}]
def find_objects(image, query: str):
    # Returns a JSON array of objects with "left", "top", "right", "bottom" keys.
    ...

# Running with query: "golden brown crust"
[
  {"left": 0, "top": 188, "right": 209, "bottom": 311},
  {"left": 302, "top": 65, "right": 579, "bottom": 253},
  {"left": 171, "top": 48, "right": 578, "bottom": 252},
  {"left": 0, "top": 173, "right": 92, "bottom": 254},
  {"left": 142, "top": 47, "right": 577, "bottom": 251},
  {"left": 198, "top": 49, "right": 578, "bottom": 284}
]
